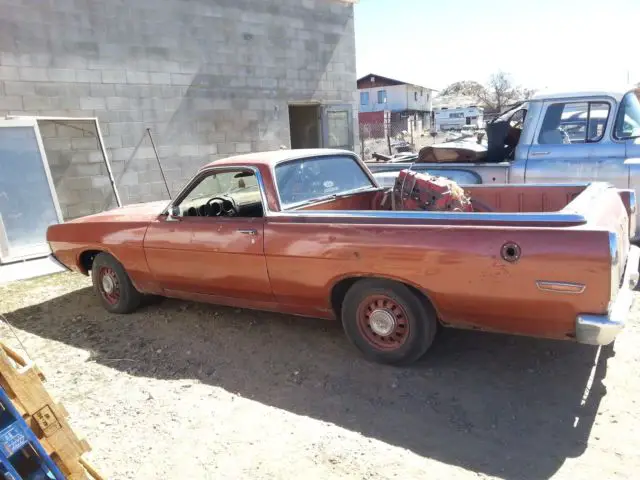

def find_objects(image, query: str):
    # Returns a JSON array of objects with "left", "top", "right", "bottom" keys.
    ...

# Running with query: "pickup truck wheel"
[
  {"left": 91, "top": 253, "right": 142, "bottom": 314},
  {"left": 341, "top": 279, "right": 437, "bottom": 365}
]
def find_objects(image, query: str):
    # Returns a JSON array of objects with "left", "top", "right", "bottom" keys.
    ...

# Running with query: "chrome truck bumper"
[{"left": 576, "top": 244, "right": 640, "bottom": 346}]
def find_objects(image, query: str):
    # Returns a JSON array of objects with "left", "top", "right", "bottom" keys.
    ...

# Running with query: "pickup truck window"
[
  {"left": 275, "top": 155, "right": 376, "bottom": 209},
  {"left": 509, "top": 108, "right": 527, "bottom": 128},
  {"left": 539, "top": 101, "right": 610, "bottom": 144},
  {"left": 614, "top": 91, "right": 640, "bottom": 140}
]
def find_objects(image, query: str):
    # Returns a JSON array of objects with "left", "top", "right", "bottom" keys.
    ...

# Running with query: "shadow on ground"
[{"left": 7, "top": 287, "right": 611, "bottom": 480}]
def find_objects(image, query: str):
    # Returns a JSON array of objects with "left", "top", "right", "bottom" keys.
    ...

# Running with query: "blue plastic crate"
[{"left": 0, "top": 387, "right": 65, "bottom": 480}]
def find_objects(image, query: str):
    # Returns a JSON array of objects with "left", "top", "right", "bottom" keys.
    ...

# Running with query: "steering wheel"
[{"left": 205, "top": 196, "right": 237, "bottom": 216}]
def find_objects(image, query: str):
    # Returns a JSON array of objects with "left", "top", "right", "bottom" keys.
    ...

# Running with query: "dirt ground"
[{"left": 0, "top": 272, "right": 638, "bottom": 480}]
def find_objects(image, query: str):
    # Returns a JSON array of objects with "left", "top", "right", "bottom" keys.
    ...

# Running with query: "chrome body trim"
[
  {"left": 536, "top": 281, "right": 586, "bottom": 294},
  {"left": 576, "top": 244, "right": 640, "bottom": 346},
  {"left": 269, "top": 209, "right": 588, "bottom": 225}
]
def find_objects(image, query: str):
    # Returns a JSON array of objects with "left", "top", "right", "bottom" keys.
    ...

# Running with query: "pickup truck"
[
  {"left": 368, "top": 88, "right": 640, "bottom": 238},
  {"left": 46, "top": 148, "right": 639, "bottom": 365}
]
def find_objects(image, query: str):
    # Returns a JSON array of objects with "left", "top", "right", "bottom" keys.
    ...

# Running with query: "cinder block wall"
[{"left": 0, "top": 0, "right": 357, "bottom": 214}]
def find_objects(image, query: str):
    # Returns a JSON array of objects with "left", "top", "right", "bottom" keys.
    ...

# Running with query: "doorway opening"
[{"left": 288, "top": 105, "right": 321, "bottom": 149}]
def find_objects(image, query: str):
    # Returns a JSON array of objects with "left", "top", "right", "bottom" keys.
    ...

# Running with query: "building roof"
[
  {"left": 202, "top": 148, "right": 355, "bottom": 169},
  {"left": 357, "top": 72, "right": 435, "bottom": 91}
]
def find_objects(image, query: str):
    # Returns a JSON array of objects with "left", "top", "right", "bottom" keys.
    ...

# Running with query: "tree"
[
  {"left": 439, "top": 72, "right": 536, "bottom": 113},
  {"left": 440, "top": 80, "right": 486, "bottom": 98},
  {"left": 478, "top": 71, "right": 525, "bottom": 113}
]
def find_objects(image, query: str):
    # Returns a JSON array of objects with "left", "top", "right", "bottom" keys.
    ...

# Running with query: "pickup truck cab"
[
  {"left": 369, "top": 88, "right": 640, "bottom": 237},
  {"left": 47, "top": 149, "right": 639, "bottom": 365}
]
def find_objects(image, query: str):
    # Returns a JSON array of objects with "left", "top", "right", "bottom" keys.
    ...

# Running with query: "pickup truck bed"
[
  {"left": 288, "top": 181, "right": 636, "bottom": 340},
  {"left": 367, "top": 160, "right": 510, "bottom": 186}
]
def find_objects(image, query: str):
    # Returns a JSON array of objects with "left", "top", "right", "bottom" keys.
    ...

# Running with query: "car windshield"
[
  {"left": 614, "top": 90, "right": 640, "bottom": 139},
  {"left": 185, "top": 171, "right": 258, "bottom": 202},
  {"left": 275, "top": 155, "right": 376, "bottom": 209}
]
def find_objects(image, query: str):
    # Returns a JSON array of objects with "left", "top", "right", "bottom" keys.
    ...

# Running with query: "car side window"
[
  {"left": 538, "top": 101, "right": 610, "bottom": 145},
  {"left": 175, "top": 169, "right": 263, "bottom": 218},
  {"left": 509, "top": 108, "right": 527, "bottom": 129}
]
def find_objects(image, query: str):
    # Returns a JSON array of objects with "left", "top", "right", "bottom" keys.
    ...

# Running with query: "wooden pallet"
[{"left": 0, "top": 341, "right": 105, "bottom": 480}]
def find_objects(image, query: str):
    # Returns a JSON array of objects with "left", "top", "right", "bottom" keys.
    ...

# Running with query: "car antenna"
[{"left": 146, "top": 128, "right": 172, "bottom": 200}]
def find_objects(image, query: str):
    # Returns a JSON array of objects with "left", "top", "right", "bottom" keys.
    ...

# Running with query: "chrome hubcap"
[
  {"left": 102, "top": 274, "right": 115, "bottom": 294},
  {"left": 369, "top": 309, "right": 396, "bottom": 336}
]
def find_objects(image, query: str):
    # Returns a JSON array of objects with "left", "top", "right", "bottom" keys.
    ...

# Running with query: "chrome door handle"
[
  {"left": 238, "top": 229, "right": 258, "bottom": 236},
  {"left": 530, "top": 151, "right": 550, "bottom": 156}
]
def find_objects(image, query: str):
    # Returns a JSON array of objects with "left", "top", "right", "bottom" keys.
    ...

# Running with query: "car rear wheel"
[
  {"left": 341, "top": 279, "right": 437, "bottom": 365},
  {"left": 91, "top": 252, "right": 142, "bottom": 314}
]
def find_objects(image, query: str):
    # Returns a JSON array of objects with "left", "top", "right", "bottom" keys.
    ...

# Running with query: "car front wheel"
[{"left": 91, "top": 252, "right": 142, "bottom": 314}]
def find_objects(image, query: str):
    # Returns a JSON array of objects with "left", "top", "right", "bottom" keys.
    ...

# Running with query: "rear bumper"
[{"left": 576, "top": 245, "right": 640, "bottom": 346}]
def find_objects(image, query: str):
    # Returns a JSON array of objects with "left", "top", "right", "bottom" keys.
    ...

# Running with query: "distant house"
[{"left": 357, "top": 73, "right": 436, "bottom": 137}]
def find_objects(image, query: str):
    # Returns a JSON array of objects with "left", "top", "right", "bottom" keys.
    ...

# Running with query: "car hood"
[{"left": 67, "top": 200, "right": 171, "bottom": 223}]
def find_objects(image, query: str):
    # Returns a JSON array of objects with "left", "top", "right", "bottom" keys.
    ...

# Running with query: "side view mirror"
[{"left": 165, "top": 205, "right": 181, "bottom": 221}]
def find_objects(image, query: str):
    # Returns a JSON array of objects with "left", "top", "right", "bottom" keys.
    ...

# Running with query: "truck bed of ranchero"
[{"left": 286, "top": 181, "right": 635, "bottom": 343}]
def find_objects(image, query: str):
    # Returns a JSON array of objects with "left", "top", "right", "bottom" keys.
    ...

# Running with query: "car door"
[
  {"left": 143, "top": 167, "right": 274, "bottom": 302},
  {"left": 525, "top": 98, "right": 628, "bottom": 189}
]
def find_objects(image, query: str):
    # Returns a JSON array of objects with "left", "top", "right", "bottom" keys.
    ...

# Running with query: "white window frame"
[{"left": 0, "top": 118, "right": 63, "bottom": 262}]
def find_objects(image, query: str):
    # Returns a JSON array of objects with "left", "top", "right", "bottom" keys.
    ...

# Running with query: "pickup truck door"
[
  {"left": 525, "top": 98, "right": 628, "bottom": 189},
  {"left": 143, "top": 168, "right": 274, "bottom": 302}
]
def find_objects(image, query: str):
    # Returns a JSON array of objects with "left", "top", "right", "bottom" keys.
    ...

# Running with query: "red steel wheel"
[
  {"left": 90, "top": 252, "right": 143, "bottom": 314},
  {"left": 356, "top": 294, "right": 410, "bottom": 351},
  {"left": 341, "top": 279, "right": 438, "bottom": 365},
  {"left": 97, "top": 266, "right": 120, "bottom": 305}
]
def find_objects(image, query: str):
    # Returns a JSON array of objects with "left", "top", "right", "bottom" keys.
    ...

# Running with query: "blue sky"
[{"left": 354, "top": 0, "right": 639, "bottom": 92}]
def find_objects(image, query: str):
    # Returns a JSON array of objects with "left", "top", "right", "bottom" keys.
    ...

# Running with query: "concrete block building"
[{"left": 0, "top": 0, "right": 358, "bottom": 264}]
